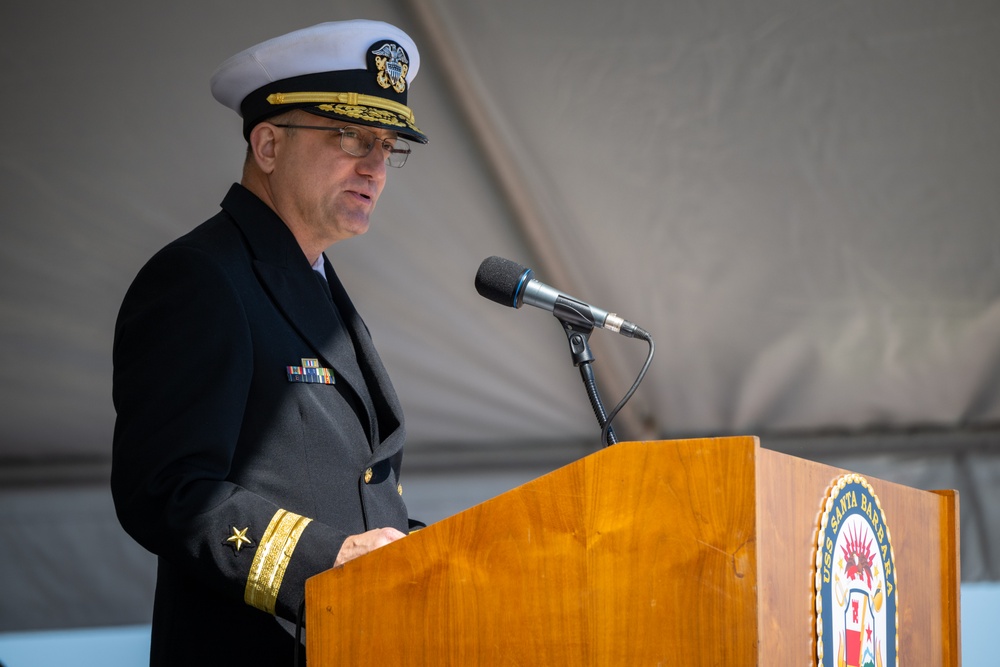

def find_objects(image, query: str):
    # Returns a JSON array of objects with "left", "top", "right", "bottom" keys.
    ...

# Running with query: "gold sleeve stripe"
[
  {"left": 265, "top": 91, "right": 416, "bottom": 123},
  {"left": 244, "top": 509, "right": 312, "bottom": 614}
]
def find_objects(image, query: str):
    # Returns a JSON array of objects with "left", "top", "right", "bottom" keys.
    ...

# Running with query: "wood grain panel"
[{"left": 306, "top": 438, "right": 960, "bottom": 666}]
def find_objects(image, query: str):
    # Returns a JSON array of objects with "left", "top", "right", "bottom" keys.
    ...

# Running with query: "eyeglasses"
[{"left": 272, "top": 123, "right": 412, "bottom": 168}]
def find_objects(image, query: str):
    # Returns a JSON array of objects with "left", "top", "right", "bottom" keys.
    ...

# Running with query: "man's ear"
[{"left": 248, "top": 123, "right": 279, "bottom": 174}]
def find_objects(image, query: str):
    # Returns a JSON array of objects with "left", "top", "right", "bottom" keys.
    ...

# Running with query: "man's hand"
[{"left": 334, "top": 527, "right": 406, "bottom": 567}]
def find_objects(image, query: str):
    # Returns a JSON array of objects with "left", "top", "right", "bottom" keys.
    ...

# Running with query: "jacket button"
[
  {"left": 397, "top": 484, "right": 403, "bottom": 496},
  {"left": 364, "top": 468, "right": 373, "bottom": 484}
]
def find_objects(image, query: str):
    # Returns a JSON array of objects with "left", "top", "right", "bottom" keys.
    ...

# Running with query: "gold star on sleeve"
[{"left": 226, "top": 526, "right": 254, "bottom": 552}]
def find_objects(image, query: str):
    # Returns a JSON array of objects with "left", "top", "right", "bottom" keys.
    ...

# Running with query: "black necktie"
[{"left": 313, "top": 270, "right": 333, "bottom": 301}]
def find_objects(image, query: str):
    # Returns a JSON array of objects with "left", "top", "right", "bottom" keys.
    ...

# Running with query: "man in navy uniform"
[{"left": 111, "top": 19, "right": 427, "bottom": 665}]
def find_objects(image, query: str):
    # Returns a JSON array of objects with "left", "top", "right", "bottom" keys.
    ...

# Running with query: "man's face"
[{"left": 267, "top": 113, "right": 391, "bottom": 246}]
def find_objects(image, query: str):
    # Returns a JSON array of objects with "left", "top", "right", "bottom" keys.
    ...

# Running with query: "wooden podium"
[{"left": 305, "top": 437, "right": 961, "bottom": 665}]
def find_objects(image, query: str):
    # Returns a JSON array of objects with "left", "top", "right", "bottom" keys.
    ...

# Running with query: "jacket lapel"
[
  {"left": 220, "top": 186, "right": 375, "bottom": 434},
  {"left": 252, "top": 260, "right": 368, "bottom": 392},
  {"left": 324, "top": 258, "right": 404, "bottom": 457}
]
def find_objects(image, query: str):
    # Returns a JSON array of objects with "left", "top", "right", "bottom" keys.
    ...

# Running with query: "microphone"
[{"left": 474, "top": 256, "right": 647, "bottom": 338}]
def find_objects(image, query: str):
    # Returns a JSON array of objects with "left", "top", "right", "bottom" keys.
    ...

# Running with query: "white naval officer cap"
[{"left": 210, "top": 19, "right": 426, "bottom": 143}]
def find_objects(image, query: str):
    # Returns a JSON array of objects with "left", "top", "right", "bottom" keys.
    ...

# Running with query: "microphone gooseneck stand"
[
  {"left": 553, "top": 297, "right": 656, "bottom": 448},
  {"left": 560, "top": 317, "right": 618, "bottom": 446}
]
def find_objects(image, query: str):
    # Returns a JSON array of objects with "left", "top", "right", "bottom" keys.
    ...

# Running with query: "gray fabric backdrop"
[{"left": 1, "top": 0, "right": 998, "bottom": 630}]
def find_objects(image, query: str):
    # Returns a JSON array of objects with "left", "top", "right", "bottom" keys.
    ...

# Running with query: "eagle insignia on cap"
[{"left": 371, "top": 41, "right": 409, "bottom": 93}]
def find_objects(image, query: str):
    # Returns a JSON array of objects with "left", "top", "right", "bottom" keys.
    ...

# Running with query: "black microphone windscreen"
[{"left": 475, "top": 256, "right": 530, "bottom": 308}]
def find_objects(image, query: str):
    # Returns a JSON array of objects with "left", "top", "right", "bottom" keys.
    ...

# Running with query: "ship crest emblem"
[{"left": 815, "top": 474, "right": 898, "bottom": 667}]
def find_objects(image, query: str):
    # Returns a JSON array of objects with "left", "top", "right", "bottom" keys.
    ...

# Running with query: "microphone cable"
[{"left": 600, "top": 326, "right": 654, "bottom": 447}]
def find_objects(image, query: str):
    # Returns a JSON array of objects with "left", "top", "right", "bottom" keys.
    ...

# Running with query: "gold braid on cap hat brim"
[{"left": 267, "top": 91, "right": 415, "bottom": 123}]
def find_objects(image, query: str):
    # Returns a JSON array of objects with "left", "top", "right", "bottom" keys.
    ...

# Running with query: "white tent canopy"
[{"left": 1, "top": 0, "right": 998, "bottom": 630}]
